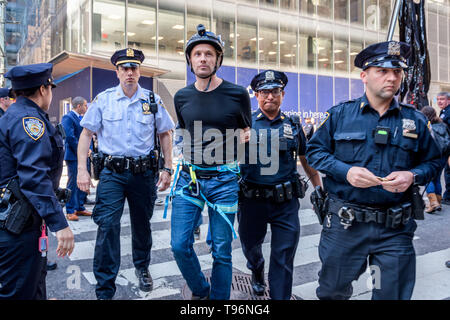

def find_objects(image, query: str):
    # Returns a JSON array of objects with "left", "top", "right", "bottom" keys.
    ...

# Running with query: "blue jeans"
[
  {"left": 170, "top": 170, "right": 239, "bottom": 300},
  {"left": 426, "top": 157, "right": 446, "bottom": 195}
]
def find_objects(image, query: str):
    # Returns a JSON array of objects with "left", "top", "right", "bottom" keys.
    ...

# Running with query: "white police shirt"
[{"left": 81, "top": 84, "right": 175, "bottom": 157}]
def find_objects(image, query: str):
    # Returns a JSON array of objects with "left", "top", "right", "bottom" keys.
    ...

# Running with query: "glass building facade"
[{"left": 13, "top": 0, "right": 450, "bottom": 117}]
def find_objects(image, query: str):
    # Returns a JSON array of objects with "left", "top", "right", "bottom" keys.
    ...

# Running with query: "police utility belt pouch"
[
  {"left": 327, "top": 196, "right": 412, "bottom": 229},
  {"left": 104, "top": 154, "right": 157, "bottom": 174},
  {"left": 0, "top": 178, "right": 35, "bottom": 234}
]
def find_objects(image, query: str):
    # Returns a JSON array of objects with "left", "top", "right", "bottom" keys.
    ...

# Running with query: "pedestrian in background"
[
  {"left": 0, "top": 88, "right": 14, "bottom": 117},
  {"left": 437, "top": 92, "right": 450, "bottom": 205},
  {"left": 61, "top": 96, "right": 92, "bottom": 221},
  {"left": 421, "top": 106, "right": 450, "bottom": 213}
]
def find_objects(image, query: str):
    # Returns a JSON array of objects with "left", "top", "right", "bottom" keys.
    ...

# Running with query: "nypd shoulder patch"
[
  {"left": 317, "top": 112, "right": 330, "bottom": 129},
  {"left": 22, "top": 117, "right": 45, "bottom": 141}
]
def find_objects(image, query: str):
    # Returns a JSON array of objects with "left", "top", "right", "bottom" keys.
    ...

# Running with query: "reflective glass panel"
[
  {"left": 237, "top": 8, "right": 257, "bottom": 67},
  {"left": 259, "top": 14, "right": 278, "bottom": 68},
  {"left": 350, "top": 0, "right": 364, "bottom": 25},
  {"left": 317, "top": 32, "right": 332, "bottom": 71},
  {"left": 280, "top": 17, "right": 298, "bottom": 70},
  {"left": 127, "top": 0, "right": 157, "bottom": 60},
  {"left": 299, "top": 22, "right": 316, "bottom": 70},
  {"left": 379, "top": 0, "right": 391, "bottom": 31},
  {"left": 187, "top": 1, "right": 211, "bottom": 40},
  {"left": 159, "top": 0, "right": 185, "bottom": 60},
  {"left": 335, "top": 0, "right": 348, "bottom": 22},
  {"left": 317, "top": 0, "right": 332, "bottom": 19},
  {"left": 92, "top": 0, "right": 125, "bottom": 54},
  {"left": 334, "top": 38, "right": 349, "bottom": 73},
  {"left": 280, "top": 0, "right": 298, "bottom": 11},
  {"left": 365, "top": 0, "right": 378, "bottom": 31},
  {"left": 300, "top": 0, "right": 315, "bottom": 15},
  {"left": 213, "top": 1, "right": 236, "bottom": 63}
]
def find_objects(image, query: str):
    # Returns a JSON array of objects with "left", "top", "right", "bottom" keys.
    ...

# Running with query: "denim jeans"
[{"left": 170, "top": 170, "right": 239, "bottom": 300}]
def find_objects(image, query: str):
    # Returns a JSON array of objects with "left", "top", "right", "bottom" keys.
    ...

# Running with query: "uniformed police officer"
[
  {"left": 0, "top": 63, "right": 75, "bottom": 299},
  {"left": 77, "top": 48, "right": 175, "bottom": 300},
  {"left": 0, "top": 88, "right": 14, "bottom": 117},
  {"left": 306, "top": 41, "right": 441, "bottom": 300},
  {"left": 238, "top": 70, "right": 321, "bottom": 300}
]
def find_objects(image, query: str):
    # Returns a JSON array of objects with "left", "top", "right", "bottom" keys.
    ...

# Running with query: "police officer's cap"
[
  {"left": 250, "top": 70, "right": 288, "bottom": 91},
  {"left": 0, "top": 88, "right": 11, "bottom": 98},
  {"left": 4, "top": 63, "right": 56, "bottom": 90},
  {"left": 354, "top": 41, "right": 411, "bottom": 70},
  {"left": 111, "top": 48, "right": 145, "bottom": 68}
]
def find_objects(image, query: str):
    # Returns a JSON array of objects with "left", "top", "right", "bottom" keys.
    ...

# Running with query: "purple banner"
[
  {"left": 299, "top": 73, "right": 316, "bottom": 118},
  {"left": 334, "top": 77, "right": 349, "bottom": 105},
  {"left": 317, "top": 76, "right": 333, "bottom": 113},
  {"left": 351, "top": 78, "right": 365, "bottom": 99}
]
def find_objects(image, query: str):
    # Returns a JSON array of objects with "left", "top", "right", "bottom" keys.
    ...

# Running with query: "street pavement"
[{"left": 45, "top": 166, "right": 450, "bottom": 300}]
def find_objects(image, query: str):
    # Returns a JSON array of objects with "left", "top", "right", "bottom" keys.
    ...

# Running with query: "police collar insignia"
[
  {"left": 388, "top": 41, "right": 401, "bottom": 56},
  {"left": 265, "top": 71, "right": 275, "bottom": 81},
  {"left": 402, "top": 118, "right": 418, "bottom": 139},
  {"left": 126, "top": 48, "right": 134, "bottom": 57},
  {"left": 142, "top": 101, "right": 151, "bottom": 115},
  {"left": 23, "top": 117, "right": 45, "bottom": 141}
]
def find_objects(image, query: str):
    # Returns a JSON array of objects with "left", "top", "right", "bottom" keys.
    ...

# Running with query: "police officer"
[
  {"left": 0, "top": 63, "right": 75, "bottom": 299},
  {"left": 238, "top": 70, "right": 321, "bottom": 300},
  {"left": 306, "top": 41, "right": 441, "bottom": 300},
  {"left": 77, "top": 48, "right": 175, "bottom": 300},
  {"left": 436, "top": 92, "right": 450, "bottom": 205},
  {"left": 0, "top": 88, "right": 14, "bottom": 117}
]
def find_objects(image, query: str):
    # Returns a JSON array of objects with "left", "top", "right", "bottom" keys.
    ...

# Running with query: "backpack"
[{"left": 431, "top": 122, "right": 450, "bottom": 157}]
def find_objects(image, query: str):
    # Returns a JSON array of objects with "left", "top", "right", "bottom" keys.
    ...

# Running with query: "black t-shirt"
[{"left": 174, "top": 80, "right": 252, "bottom": 166}]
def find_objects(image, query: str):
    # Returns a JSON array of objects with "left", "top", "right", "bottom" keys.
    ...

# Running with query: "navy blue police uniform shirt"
[
  {"left": 0, "top": 96, "right": 68, "bottom": 232},
  {"left": 440, "top": 105, "right": 450, "bottom": 128},
  {"left": 240, "top": 109, "right": 306, "bottom": 185},
  {"left": 306, "top": 94, "right": 441, "bottom": 207}
]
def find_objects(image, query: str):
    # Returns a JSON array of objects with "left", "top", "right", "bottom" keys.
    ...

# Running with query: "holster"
[
  {"left": 409, "top": 184, "right": 425, "bottom": 220},
  {"left": 293, "top": 173, "right": 308, "bottom": 199},
  {"left": 0, "top": 178, "right": 35, "bottom": 235},
  {"left": 90, "top": 152, "right": 105, "bottom": 180},
  {"left": 310, "top": 186, "right": 327, "bottom": 225},
  {"left": 55, "top": 188, "right": 72, "bottom": 208}
]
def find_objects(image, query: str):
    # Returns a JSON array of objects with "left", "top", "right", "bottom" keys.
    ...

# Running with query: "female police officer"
[{"left": 0, "top": 63, "right": 74, "bottom": 299}]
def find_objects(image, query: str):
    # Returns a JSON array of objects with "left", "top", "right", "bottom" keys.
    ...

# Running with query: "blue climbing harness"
[{"left": 163, "top": 160, "right": 240, "bottom": 239}]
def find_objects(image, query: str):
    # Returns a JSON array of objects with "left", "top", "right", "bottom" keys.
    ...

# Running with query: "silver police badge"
[
  {"left": 402, "top": 118, "right": 418, "bottom": 139},
  {"left": 388, "top": 41, "right": 401, "bottom": 56},
  {"left": 283, "top": 123, "right": 293, "bottom": 139},
  {"left": 265, "top": 71, "right": 275, "bottom": 81}
]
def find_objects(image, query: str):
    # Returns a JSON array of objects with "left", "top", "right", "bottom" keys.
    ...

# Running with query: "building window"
[
  {"left": 350, "top": 40, "right": 363, "bottom": 74},
  {"left": 280, "top": 0, "right": 298, "bottom": 11},
  {"left": 187, "top": 1, "right": 211, "bottom": 40},
  {"left": 127, "top": 0, "right": 157, "bottom": 61},
  {"left": 350, "top": 0, "right": 363, "bottom": 25},
  {"left": 237, "top": 8, "right": 257, "bottom": 67},
  {"left": 300, "top": 0, "right": 315, "bottom": 15},
  {"left": 80, "top": 0, "right": 90, "bottom": 53},
  {"left": 259, "top": 13, "right": 278, "bottom": 68},
  {"left": 280, "top": 17, "right": 298, "bottom": 71},
  {"left": 365, "top": 0, "right": 378, "bottom": 31},
  {"left": 334, "top": 38, "right": 349, "bottom": 74},
  {"left": 317, "top": 32, "right": 332, "bottom": 72},
  {"left": 213, "top": 0, "right": 236, "bottom": 64},
  {"left": 317, "top": 0, "right": 333, "bottom": 19},
  {"left": 335, "top": 0, "right": 348, "bottom": 22},
  {"left": 379, "top": 0, "right": 391, "bottom": 31},
  {"left": 92, "top": 0, "right": 125, "bottom": 54},
  {"left": 158, "top": 0, "right": 185, "bottom": 60},
  {"left": 299, "top": 24, "right": 316, "bottom": 71},
  {"left": 260, "top": 0, "right": 279, "bottom": 8}
]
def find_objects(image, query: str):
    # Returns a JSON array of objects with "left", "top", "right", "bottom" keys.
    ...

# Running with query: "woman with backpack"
[{"left": 421, "top": 106, "right": 450, "bottom": 213}]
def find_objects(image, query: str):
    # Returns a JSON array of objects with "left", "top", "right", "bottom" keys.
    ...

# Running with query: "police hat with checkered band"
[
  {"left": 250, "top": 70, "right": 288, "bottom": 92},
  {"left": 354, "top": 41, "right": 411, "bottom": 70}
]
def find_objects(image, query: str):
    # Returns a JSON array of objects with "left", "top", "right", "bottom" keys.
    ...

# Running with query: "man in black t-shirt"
[{"left": 169, "top": 24, "right": 251, "bottom": 300}]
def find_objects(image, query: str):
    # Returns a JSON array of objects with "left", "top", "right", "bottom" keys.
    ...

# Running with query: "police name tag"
[
  {"left": 283, "top": 123, "right": 294, "bottom": 139},
  {"left": 23, "top": 117, "right": 45, "bottom": 141}
]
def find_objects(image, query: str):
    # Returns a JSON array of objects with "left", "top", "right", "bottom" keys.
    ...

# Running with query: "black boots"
[{"left": 251, "top": 268, "right": 266, "bottom": 296}]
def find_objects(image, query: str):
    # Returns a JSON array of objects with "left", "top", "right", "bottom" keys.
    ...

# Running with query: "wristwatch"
[
  {"left": 162, "top": 167, "right": 174, "bottom": 175},
  {"left": 412, "top": 172, "right": 419, "bottom": 185}
]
